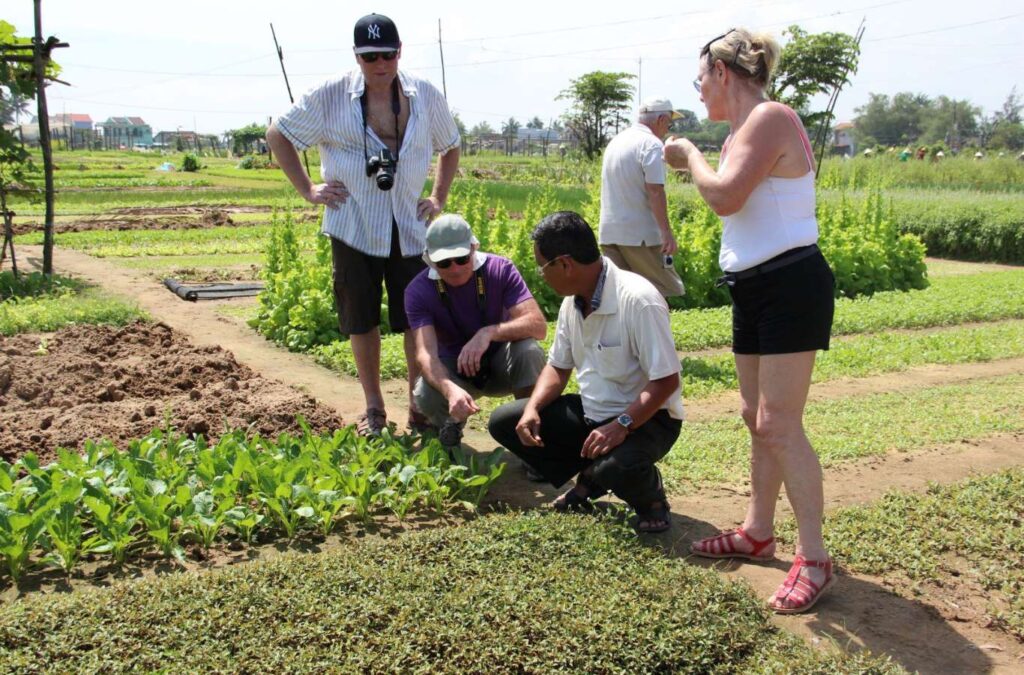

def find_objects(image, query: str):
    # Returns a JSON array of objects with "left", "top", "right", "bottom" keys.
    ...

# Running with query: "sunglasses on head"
[
  {"left": 360, "top": 50, "right": 398, "bottom": 63},
  {"left": 435, "top": 254, "right": 470, "bottom": 269}
]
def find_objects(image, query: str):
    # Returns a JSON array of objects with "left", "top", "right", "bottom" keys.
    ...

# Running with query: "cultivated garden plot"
[
  {"left": 4, "top": 149, "right": 1024, "bottom": 670},
  {"left": 0, "top": 320, "right": 342, "bottom": 464}
]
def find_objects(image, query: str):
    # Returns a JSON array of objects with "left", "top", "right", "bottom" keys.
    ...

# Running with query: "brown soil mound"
[
  {"left": 13, "top": 207, "right": 318, "bottom": 235},
  {"left": 0, "top": 321, "right": 343, "bottom": 464}
]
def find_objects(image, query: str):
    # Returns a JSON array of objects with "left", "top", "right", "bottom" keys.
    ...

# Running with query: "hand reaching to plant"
[
  {"left": 304, "top": 181, "right": 350, "bottom": 209},
  {"left": 446, "top": 383, "right": 481, "bottom": 422}
]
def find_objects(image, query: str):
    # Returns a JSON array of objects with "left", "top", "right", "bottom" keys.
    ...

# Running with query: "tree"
[
  {"left": 1, "top": 19, "right": 61, "bottom": 276},
  {"left": 501, "top": 117, "right": 521, "bottom": 138},
  {"left": 526, "top": 116, "right": 544, "bottom": 129},
  {"left": 669, "top": 109, "right": 701, "bottom": 135},
  {"left": 854, "top": 92, "right": 932, "bottom": 146},
  {"left": 557, "top": 71, "right": 635, "bottom": 159},
  {"left": 919, "top": 96, "right": 980, "bottom": 148},
  {"left": 768, "top": 26, "right": 860, "bottom": 135},
  {"left": 469, "top": 120, "right": 494, "bottom": 136},
  {"left": 451, "top": 111, "right": 467, "bottom": 137},
  {"left": 229, "top": 122, "right": 267, "bottom": 155}
]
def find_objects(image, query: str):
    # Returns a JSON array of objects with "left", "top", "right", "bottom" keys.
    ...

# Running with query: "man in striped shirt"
[{"left": 267, "top": 13, "right": 461, "bottom": 436}]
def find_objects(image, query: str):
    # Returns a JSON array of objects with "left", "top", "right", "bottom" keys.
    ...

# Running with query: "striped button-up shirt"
[{"left": 275, "top": 69, "right": 460, "bottom": 257}]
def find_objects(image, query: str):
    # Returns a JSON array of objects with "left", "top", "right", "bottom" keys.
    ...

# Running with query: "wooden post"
[{"left": 33, "top": 0, "right": 55, "bottom": 275}]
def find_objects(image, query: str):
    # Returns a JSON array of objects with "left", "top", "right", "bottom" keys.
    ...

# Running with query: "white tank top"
[{"left": 718, "top": 106, "right": 818, "bottom": 272}]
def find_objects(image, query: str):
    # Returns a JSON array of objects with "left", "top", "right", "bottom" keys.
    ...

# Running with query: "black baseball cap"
[{"left": 353, "top": 13, "right": 400, "bottom": 54}]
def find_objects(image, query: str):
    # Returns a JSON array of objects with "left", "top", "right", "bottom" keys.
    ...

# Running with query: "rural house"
[{"left": 98, "top": 116, "right": 153, "bottom": 149}]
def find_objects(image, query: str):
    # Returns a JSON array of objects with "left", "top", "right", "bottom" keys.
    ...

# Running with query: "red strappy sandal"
[
  {"left": 768, "top": 555, "right": 835, "bottom": 614},
  {"left": 690, "top": 527, "right": 776, "bottom": 562}
]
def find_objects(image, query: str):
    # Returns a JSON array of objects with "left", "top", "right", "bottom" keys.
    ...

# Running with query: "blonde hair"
[{"left": 702, "top": 28, "right": 780, "bottom": 88}]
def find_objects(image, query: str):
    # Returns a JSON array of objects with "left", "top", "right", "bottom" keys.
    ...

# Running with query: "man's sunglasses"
[
  {"left": 360, "top": 51, "right": 398, "bottom": 63},
  {"left": 435, "top": 254, "right": 470, "bottom": 269}
]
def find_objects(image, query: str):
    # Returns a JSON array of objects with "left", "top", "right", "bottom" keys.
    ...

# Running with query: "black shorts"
[
  {"left": 728, "top": 248, "right": 835, "bottom": 355},
  {"left": 330, "top": 222, "right": 425, "bottom": 335}
]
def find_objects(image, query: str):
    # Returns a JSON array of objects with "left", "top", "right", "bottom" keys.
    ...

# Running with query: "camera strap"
[
  {"left": 434, "top": 269, "right": 488, "bottom": 344},
  {"left": 360, "top": 76, "right": 403, "bottom": 164}
]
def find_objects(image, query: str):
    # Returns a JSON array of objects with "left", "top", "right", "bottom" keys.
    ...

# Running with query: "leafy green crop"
[{"left": 0, "top": 422, "right": 505, "bottom": 582}]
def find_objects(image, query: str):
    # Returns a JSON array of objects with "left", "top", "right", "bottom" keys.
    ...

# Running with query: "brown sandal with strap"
[
  {"left": 356, "top": 407, "right": 388, "bottom": 437},
  {"left": 690, "top": 526, "right": 776, "bottom": 561}
]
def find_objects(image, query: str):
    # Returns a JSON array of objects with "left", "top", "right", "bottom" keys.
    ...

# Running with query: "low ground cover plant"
[
  {"left": 664, "top": 373, "right": 1024, "bottom": 489},
  {"left": 778, "top": 470, "right": 1024, "bottom": 641},
  {"left": 0, "top": 512, "right": 898, "bottom": 672},
  {"left": 0, "top": 422, "right": 504, "bottom": 583},
  {"left": 0, "top": 271, "right": 142, "bottom": 336}
]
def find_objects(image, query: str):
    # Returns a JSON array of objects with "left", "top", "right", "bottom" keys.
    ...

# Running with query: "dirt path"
[{"left": 30, "top": 244, "right": 1024, "bottom": 673}]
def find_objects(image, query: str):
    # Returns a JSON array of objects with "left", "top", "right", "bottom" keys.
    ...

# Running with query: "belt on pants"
[{"left": 716, "top": 244, "right": 820, "bottom": 288}]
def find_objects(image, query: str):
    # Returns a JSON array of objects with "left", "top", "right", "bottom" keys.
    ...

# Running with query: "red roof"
[
  {"left": 71, "top": 114, "right": 92, "bottom": 124},
  {"left": 128, "top": 116, "right": 146, "bottom": 125}
]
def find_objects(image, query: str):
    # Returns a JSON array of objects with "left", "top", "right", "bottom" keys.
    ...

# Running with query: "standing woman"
[{"left": 664, "top": 28, "right": 836, "bottom": 613}]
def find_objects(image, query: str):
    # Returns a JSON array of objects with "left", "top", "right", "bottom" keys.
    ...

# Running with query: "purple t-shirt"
[{"left": 405, "top": 254, "right": 534, "bottom": 359}]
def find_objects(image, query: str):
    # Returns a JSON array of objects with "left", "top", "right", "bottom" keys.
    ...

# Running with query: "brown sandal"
[{"left": 356, "top": 407, "right": 388, "bottom": 437}]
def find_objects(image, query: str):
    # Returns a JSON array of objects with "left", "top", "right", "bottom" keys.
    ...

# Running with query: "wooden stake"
[{"left": 34, "top": 0, "right": 55, "bottom": 275}]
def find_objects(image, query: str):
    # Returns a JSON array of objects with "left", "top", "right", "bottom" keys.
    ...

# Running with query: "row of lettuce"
[{"left": 0, "top": 423, "right": 504, "bottom": 583}]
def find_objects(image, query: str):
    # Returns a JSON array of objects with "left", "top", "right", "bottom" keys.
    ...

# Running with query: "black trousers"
[{"left": 488, "top": 395, "right": 681, "bottom": 509}]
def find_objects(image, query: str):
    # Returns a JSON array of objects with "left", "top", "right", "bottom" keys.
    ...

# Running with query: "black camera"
[{"left": 365, "top": 148, "right": 397, "bottom": 191}]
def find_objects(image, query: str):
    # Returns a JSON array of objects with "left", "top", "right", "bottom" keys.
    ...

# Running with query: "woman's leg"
[
  {"left": 737, "top": 353, "right": 784, "bottom": 542},
  {"left": 754, "top": 351, "right": 825, "bottom": 561}
]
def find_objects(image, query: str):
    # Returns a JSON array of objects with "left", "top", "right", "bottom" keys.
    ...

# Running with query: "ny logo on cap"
[{"left": 368, "top": 24, "right": 381, "bottom": 40}]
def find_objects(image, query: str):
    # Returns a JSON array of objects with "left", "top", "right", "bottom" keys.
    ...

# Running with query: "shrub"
[
  {"left": 180, "top": 153, "right": 201, "bottom": 172},
  {"left": 893, "top": 195, "right": 1024, "bottom": 263},
  {"left": 249, "top": 209, "right": 341, "bottom": 351},
  {"left": 236, "top": 155, "right": 273, "bottom": 170}
]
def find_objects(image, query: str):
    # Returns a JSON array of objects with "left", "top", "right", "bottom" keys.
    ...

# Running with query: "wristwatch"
[{"left": 616, "top": 413, "right": 633, "bottom": 432}]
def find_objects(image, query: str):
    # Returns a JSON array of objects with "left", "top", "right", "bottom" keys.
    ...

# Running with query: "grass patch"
[
  {"left": 663, "top": 374, "right": 1024, "bottom": 489},
  {"left": 681, "top": 320, "right": 1024, "bottom": 400},
  {"left": 671, "top": 269, "right": 1024, "bottom": 351},
  {"left": 779, "top": 470, "right": 1024, "bottom": 641},
  {"left": 0, "top": 513, "right": 897, "bottom": 673},
  {"left": 0, "top": 273, "right": 143, "bottom": 336}
]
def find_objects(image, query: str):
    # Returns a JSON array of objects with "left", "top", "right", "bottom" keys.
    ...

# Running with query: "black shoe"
[{"left": 438, "top": 420, "right": 464, "bottom": 450}]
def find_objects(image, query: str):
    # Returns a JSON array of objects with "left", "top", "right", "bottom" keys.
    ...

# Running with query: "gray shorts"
[{"left": 413, "top": 339, "right": 545, "bottom": 427}]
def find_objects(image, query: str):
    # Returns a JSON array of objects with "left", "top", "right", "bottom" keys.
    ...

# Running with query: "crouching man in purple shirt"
[{"left": 405, "top": 214, "right": 547, "bottom": 451}]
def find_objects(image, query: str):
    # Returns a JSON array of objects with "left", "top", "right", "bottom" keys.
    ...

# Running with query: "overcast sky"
[{"left": 6, "top": 0, "right": 1021, "bottom": 135}]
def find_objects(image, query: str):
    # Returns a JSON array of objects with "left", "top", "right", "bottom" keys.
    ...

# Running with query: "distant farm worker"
[
  {"left": 405, "top": 214, "right": 546, "bottom": 454},
  {"left": 489, "top": 211, "right": 684, "bottom": 534},
  {"left": 598, "top": 97, "right": 686, "bottom": 299},
  {"left": 266, "top": 13, "right": 460, "bottom": 436},
  {"left": 664, "top": 28, "right": 836, "bottom": 613}
]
